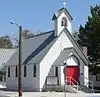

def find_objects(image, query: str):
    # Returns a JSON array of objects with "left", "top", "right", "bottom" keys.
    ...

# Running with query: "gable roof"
[
  {"left": 7, "top": 30, "right": 57, "bottom": 66},
  {"left": 52, "top": 28, "right": 90, "bottom": 66},
  {"left": 53, "top": 47, "right": 85, "bottom": 66},
  {"left": 52, "top": 8, "right": 73, "bottom": 21},
  {"left": 23, "top": 30, "right": 57, "bottom": 65},
  {"left": 0, "top": 48, "right": 16, "bottom": 70},
  {"left": 62, "top": 28, "right": 90, "bottom": 65},
  {"left": 58, "top": 8, "right": 73, "bottom": 21},
  {"left": 6, "top": 28, "right": 89, "bottom": 66}
]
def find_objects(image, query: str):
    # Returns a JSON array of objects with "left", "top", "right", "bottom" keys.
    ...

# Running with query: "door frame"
[{"left": 66, "top": 54, "right": 80, "bottom": 84}]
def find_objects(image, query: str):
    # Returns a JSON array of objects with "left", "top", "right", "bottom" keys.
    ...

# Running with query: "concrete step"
[{"left": 73, "top": 85, "right": 94, "bottom": 93}]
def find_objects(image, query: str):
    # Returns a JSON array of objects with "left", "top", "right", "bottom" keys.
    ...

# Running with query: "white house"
[
  {"left": 5, "top": 7, "right": 90, "bottom": 92},
  {"left": 89, "top": 64, "right": 100, "bottom": 90},
  {"left": 90, "top": 74, "right": 100, "bottom": 90},
  {"left": 0, "top": 48, "right": 16, "bottom": 82}
]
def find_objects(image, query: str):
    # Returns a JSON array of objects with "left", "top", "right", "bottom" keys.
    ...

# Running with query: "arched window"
[
  {"left": 61, "top": 17, "right": 67, "bottom": 26},
  {"left": 33, "top": 64, "right": 36, "bottom": 77},
  {"left": 8, "top": 66, "right": 10, "bottom": 77},
  {"left": 55, "top": 67, "right": 58, "bottom": 77},
  {"left": 24, "top": 65, "right": 27, "bottom": 77},
  {"left": 15, "top": 66, "right": 18, "bottom": 77}
]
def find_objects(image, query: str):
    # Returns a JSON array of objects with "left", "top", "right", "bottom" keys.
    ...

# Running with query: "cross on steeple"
[{"left": 63, "top": 0, "right": 67, "bottom": 8}]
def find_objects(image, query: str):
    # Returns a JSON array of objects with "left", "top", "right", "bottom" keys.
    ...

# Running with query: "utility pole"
[
  {"left": 10, "top": 22, "right": 23, "bottom": 97},
  {"left": 18, "top": 26, "right": 22, "bottom": 97},
  {"left": 63, "top": 62, "right": 67, "bottom": 97}
]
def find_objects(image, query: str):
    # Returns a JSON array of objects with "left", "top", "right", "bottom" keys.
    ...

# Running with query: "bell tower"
[{"left": 52, "top": 1, "right": 73, "bottom": 36}]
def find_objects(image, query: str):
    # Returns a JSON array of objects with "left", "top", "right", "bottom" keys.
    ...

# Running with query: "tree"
[
  {"left": 12, "top": 29, "right": 34, "bottom": 47},
  {"left": 22, "top": 29, "right": 34, "bottom": 39},
  {"left": 73, "top": 31, "right": 80, "bottom": 42},
  {"left": 77, "top": 5, "right": 100, "bottom": 72},
  {"left": 0, "top": 35, "right": 13, "bottom": 48}
]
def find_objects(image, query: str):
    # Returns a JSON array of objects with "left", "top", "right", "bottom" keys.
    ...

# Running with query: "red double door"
[{"left": 65, "top": 66, "right": 79, "bottom": 85}]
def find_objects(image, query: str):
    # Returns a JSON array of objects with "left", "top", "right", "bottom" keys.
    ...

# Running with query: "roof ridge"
[
  {"left": 25, "top": 30, "right": 54, "bottom": 39},
  {"left": 58, "top": 8, "right": 73, "bottom": 20}
]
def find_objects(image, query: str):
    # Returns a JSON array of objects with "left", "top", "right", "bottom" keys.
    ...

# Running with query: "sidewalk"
[
  {"left": 0, "top": 90, "right": 100, "bottom": 97},
  {"left": 0, "top": 91, "right": 86, "bottom": 97}
]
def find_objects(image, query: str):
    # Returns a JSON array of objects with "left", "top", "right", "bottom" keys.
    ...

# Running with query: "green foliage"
[
  {"left": 12, "top": 29, "right": 34, "bottom": 47},
  {"left": 77, "top": 5, "right": 100, "bottom": 69},
  {"left": 22, "top": 29, "right": 34, "bottom": 39},
  {"left": 0, "top": 35, "right": 13, "bottom": 48}
]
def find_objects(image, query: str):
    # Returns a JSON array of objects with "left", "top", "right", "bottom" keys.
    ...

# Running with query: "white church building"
[{"left": 4, "top": 7, "right": 90, "bottom": 92}]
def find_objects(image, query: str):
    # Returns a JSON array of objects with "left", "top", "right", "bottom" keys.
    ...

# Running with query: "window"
[
  {"left": 55, "top": 67, "right": 58, "bottom": 77},
  {"left": 24, "top": 65, "right": 27, "bottom": 77},
  {"left": 61, "top": 17, "right": 67, "bottom": 26},
  {"left": 8, "top": 66, "right": 10, "bottom": 77},
  {"left": 0, "top": 76, "right": 3, "bottom": 81},
  {"left": 96, "top": 74, "right": 100, "bottom": 81},
  {"left": 4, "top": 71, "right": 6, "bottom": 81},
  {"left": 15, "top": 66, "right": 18, "bottom": 77},
  {"left": 61, "top": 21, "right": 64, "bottom": 26},
  {"left": 33, "top": 64, "right": 36, "bottom": 77}
]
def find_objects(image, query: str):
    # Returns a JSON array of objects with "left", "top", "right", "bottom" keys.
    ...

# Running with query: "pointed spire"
[{"left": 52, "top": 13, "right": 57, "bottom": 20}]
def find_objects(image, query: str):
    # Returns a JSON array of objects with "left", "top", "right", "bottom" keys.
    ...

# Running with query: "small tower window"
[
  {"left": 15, "top": 66, "right": 18, "bottom": 77},
  {"left": 61, "top": 17, "right": 67, "bottom": 26},
  {"left": 24, "top": 65, "right": 27, "bottom": 77},
  {"left": 33, "top": 64, "right": 37, "bottom": 77},
  {"left": 8, "top": 66, "right": 10, "bottom": 77}
]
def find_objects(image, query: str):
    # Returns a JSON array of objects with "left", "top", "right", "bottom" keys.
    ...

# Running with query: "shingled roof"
[
  {"left": 0, "top": 48, "right": 16, "bottom": 70},
  {"left": 7, "top": 30, "right": 57, "bottom": 66}
]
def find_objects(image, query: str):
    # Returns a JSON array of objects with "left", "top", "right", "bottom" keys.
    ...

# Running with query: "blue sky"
[{"left": 0, "top": 0, "right": 100, "bottom": 36}]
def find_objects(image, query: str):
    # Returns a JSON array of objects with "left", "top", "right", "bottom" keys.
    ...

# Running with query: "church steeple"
[{"left": 52, "top": 3, "right": 73, "bottom": 36}]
